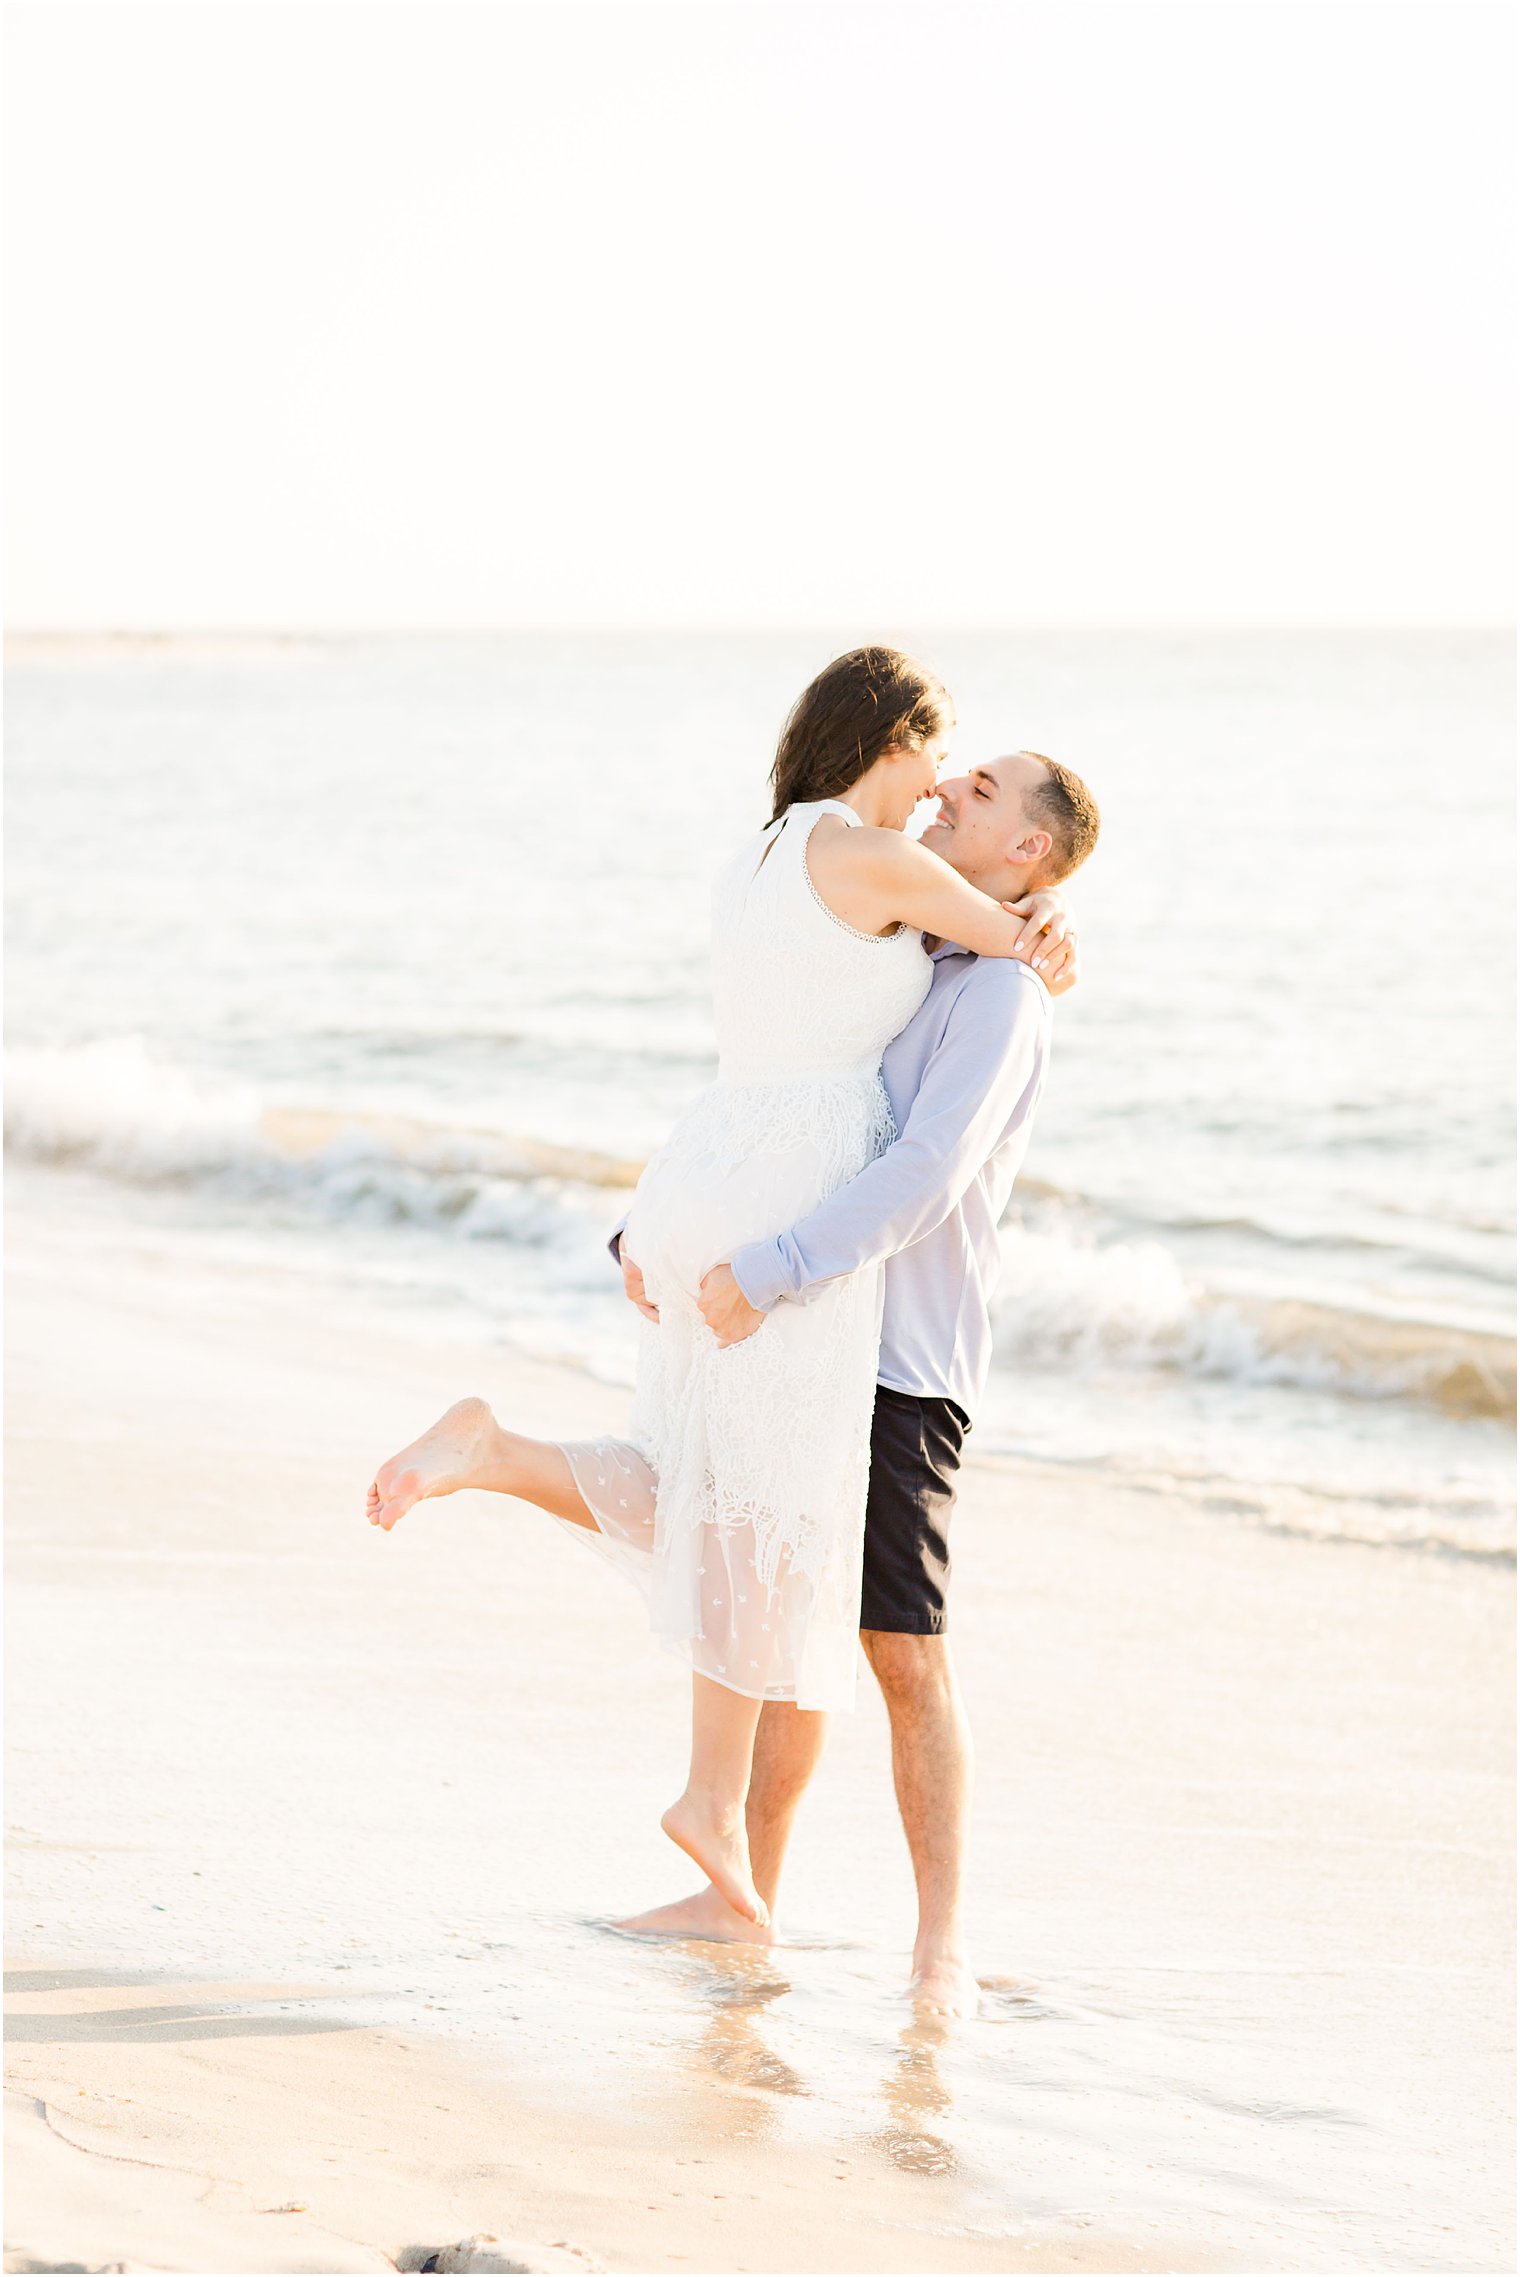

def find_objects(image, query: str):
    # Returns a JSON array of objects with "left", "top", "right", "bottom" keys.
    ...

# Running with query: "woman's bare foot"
[
  {"left": 613, "top": 1884, "right": 777, "bottom": 1946},
  {"left": 660, "top": 1795, "right": 769, "bottom": 1928},
  {"left": 366, "top": 1397, "right": 498, "bottom": 1532}
]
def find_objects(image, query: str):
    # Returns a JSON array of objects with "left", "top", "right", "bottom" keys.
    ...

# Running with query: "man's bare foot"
[
  {"left": 660, "top": 1795, "right": 769, "bottom": 1928},
  {"left": 366, "top": 1396, "right": 498, "bottom": 1532},
  {"left": 613, "top": 1884, "right": 777, "bottom": 1946},
  {"left": 909, "top": 1948, "right": 980, "bottom": 2019}
]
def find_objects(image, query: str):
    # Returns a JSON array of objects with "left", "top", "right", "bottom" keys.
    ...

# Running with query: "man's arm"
[{"left": 724, "top": 964, "right": 1049, "bottom": 1317}]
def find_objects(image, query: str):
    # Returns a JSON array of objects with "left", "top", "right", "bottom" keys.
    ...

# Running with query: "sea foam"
[{"left": 8, "top": 1036, "right": 1513, "bottom": 1424}]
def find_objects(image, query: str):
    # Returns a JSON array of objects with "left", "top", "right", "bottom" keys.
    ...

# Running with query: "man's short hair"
[{"left": 1022, "top": 753, "right": 1100, "bottom": 883}]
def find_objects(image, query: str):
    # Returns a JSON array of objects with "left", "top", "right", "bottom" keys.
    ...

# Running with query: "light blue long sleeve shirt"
[{"left": 728, "top": 941, "right": 1052, "bottom": 1419}]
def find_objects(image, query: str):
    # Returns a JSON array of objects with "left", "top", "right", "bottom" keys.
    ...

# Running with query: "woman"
[{"left": 366, "top": 648, "right": 1072, "bottom": 1929}]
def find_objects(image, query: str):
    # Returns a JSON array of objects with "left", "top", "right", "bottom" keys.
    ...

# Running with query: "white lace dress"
[{"left": 556, "top": 798, "right": 932, "bottom": 1712}]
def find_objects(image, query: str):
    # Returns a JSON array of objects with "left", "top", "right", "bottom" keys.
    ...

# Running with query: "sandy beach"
[{"left": 5, "top": 1158, "right": 1514, "bottom": 2274}]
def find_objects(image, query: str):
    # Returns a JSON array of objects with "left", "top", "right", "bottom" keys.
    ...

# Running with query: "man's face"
[{"left": 920, "top": 751, "right": 1053, "bottom": 886}]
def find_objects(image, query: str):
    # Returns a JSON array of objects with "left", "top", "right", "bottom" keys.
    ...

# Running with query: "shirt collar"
[{"left": 924, "top": 933, "right": 1051, "bottom": 995}]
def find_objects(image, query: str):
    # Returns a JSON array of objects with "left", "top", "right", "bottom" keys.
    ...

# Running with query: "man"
[{"left": 613, "top": 751, "right": 1100, "bottom": 2015}]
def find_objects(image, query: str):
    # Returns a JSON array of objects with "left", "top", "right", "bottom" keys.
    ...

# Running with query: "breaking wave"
[
  {"left": 7, "top": 1036, "right": 1514, "bottom": 1423},
  {"left": 992, "top": 1224, "right": 1514, "bottom": 1422},
  {"left": 4, "top": 1033, "right": 641, "bottom": 1197}
]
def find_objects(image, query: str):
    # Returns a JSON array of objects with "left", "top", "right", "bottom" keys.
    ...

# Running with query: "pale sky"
[{"left": 4, "top": 0, "right": 1514, "bottom": 629}]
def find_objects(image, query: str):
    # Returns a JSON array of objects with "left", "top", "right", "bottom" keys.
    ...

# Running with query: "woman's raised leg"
[
  {"left": 370, "top": 1405, "right": 768, "bottom": 1922},
  {"left": 366, "top": 1397, "right": 596, "bottom": 1532},
  {"left": 661, "top": 1674, "right": 768, "bottom": 1926}
]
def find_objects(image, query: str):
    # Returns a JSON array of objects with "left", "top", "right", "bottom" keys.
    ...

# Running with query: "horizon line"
[{"left": 6, "top": 620, "right": 1514, "bottom": 644}]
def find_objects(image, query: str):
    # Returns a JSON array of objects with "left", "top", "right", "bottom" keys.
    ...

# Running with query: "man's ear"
[{"left": 1005, "top": 826, "right": 1054, "bottom": 871}]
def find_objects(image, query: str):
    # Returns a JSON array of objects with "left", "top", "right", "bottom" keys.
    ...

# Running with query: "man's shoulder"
[{"left": 940, "top": 952, "right": 1051, "bottom": 1023}]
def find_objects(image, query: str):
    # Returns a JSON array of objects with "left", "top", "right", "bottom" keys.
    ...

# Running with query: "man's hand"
[
  {"left": 698, "top": 1262, "right": 766, "bottom": 1348},
  {"left": 1002, "top": 890, "right": 1077, "bottom": 992},
  {"left": 621, "top": 1249, "right": 660, "bottom": 1323}
]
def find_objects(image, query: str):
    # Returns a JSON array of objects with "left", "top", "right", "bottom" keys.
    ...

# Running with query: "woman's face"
[{"left": 878, "top": 734, "right": 951, "bottom": 830}]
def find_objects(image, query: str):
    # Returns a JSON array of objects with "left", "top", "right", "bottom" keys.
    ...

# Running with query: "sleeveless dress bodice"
[
  {"left": 709, "top": 798, "right": 933, "bottom": 1087},
  {"left": 640, "top": 800, "right": 933, "bottom": 1216}
]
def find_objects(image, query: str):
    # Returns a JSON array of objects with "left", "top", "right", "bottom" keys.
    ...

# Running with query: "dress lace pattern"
[{"left": 555, "top": 799, "right": 932, "bottom": 1711}]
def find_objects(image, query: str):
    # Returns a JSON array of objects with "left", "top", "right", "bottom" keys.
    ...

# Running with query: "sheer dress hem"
[{"left": 553, "top": 1432, "right": 861, "bottom": 1714}]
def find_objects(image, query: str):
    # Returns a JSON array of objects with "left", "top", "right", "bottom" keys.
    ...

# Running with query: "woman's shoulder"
[
  {"left": 800, "top": 808, "right": 901, "bottom": 855},
  {"left": 804, "top": 817, "right": 927, "bottom": 881}
]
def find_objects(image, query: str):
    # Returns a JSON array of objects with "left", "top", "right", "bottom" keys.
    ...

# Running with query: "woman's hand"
[
  {"left": 1041, "top": 935, "right": 1079, "bottom": 995},
  {"left": 698, "top": 1263, "right": 766, "bottom": 1348},
  {"left": 1001, "top": 891, "right": 1078, "bottom": 992}
]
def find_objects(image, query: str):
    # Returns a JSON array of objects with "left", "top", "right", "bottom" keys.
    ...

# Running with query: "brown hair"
[
  {"left": 1022, "top": 753, "right": 1101, "bottom": 884},
  {"left": 768, "top": 647, "right": 954, "bottom": 824}
]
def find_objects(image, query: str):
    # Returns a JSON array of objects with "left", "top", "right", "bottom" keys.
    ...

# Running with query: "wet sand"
[
  {"left": 5, "top": 1163, "right": 1514, "bottom": 2272},
  {"left": 5, "top": 1960, "right": 1213, "bottom": 2277}
]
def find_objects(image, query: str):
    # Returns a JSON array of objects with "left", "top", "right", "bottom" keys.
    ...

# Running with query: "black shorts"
[{"left": 859, "top": 1385, "right": 971, "bottom": 1635}]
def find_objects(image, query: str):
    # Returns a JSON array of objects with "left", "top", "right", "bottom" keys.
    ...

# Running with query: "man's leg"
[
  {"left": 748, "top": 1704, "right": 830, "bottom": 1912},
  {"left": 860, "top": 1629, "right": 977, "bottom": 2016},
  {"left": 615, "top": 1700, "right": 828, "bottom": 1943},
  {"left": 854, "top": 1390, "right": 977, "bottom": 2015}
]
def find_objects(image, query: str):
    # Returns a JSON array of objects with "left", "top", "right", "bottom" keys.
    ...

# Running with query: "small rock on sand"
[{"left": 399, "top": 2239, "right": 603, "bottom": 2275}]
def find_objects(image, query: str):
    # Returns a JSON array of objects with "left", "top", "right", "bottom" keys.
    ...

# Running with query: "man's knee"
[{"left": 861, "top": 1628, "right": 956, "bottom": 1707}]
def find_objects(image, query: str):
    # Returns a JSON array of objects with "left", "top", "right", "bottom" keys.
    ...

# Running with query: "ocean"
[{"left": 5, "top": 628, "right": 1514, "bottom": 1555}]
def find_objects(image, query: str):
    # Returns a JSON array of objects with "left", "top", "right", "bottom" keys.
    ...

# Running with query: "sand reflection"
[
  {"left": 868, "top": 2014, "right": 959, "bottom": 2176},
  {"left": 659, "top": 1938, "right": 808, "bottom": 2141}
]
